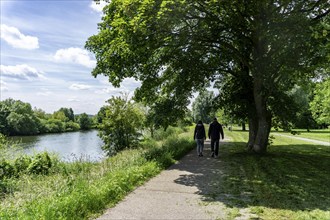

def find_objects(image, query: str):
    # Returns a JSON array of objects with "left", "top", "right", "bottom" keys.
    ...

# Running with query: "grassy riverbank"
[
  {"left": 0, "top": 127, "right": 195, "bottom": 219},
  {"left": 218, "top": 129, "right": 330, "bottom": 219}
]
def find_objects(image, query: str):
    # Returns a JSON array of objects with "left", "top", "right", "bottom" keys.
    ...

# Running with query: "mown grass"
[
  {"left": 216, "top": 129, "right": 330, "bottom": 219},
  {"left": 0, "top": 127, "right": 195, "bottom": 219},
  {"left": 273, "top": 129, "right": 330, "bottom": 142}
]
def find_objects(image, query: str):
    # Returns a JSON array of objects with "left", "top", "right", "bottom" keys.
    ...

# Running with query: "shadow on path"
[{"left": 171, "top": 140, "right": 330, "bottom": 212}]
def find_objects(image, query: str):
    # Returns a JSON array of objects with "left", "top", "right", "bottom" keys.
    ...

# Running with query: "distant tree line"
[{"left": 0, "top": 98, "right": 94, "bottom": 136}]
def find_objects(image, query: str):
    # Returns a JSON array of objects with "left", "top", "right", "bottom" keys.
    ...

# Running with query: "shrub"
[
  {"left": 45, "top": 119, "right": 65, "bottom": 133},
  {"left": 14, "top": 155, "right": 32, "bottom": 174},
  {"left": 153, "top": 126, "right": 183, "bottom": 140},
  {"left": 27, "top": 152, "right": 52, "bottom": 175},
  {"left": 65, "top": 121, "right": 80, "bottom": 132},
  {"left": 0, "top": 159, "right": 15, "bottom": 179}
]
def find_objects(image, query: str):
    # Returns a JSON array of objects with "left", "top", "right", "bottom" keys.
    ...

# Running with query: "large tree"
[
  {"left": 98, "top": 95, "right": 144, "bottom": 156},
  {"left": 192, "top": 90, "right": 216, "bottom": 123},
  {"left": 86, "top": 0, "right": 329, "bottom": 154},
  {"left": 310, "top": 78, "right": 330, "bottom": 125}
]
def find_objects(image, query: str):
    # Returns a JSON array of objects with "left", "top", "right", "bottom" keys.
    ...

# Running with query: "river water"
[{"left": 8, "top": 130, "right": 105, "bottom": 162}]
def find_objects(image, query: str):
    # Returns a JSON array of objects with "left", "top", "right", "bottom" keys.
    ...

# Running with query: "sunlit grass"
[
  {"left": 273, "top": 129, "right": 330, "bottom": 142},
  {"left": 218, "top": 130, "right": 330, "bottom": 219},
  {"left": 0, "top": 129, "right": 195, "bottom": 219}
]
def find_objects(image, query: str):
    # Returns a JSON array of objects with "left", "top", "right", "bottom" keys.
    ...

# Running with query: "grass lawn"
[
  {"left": 272, "top": 129, "right": 330, "bottom": 143},
  {"left": 212, "top": 129, "right": 330, "bottom": 219}
]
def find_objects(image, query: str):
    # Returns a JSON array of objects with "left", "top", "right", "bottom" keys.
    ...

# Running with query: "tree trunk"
[
  {"left": 242, "top": 122, "right": 246, "bottom": 131},
  {"left": 247, "top": 110, "right": 258, "bottom": 151},
  {"left": 252, "top": 78, "right": 271, "bottom": 154}
]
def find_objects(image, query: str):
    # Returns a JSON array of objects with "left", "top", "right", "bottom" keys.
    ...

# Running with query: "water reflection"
[{"left": 9, "top": 130, "right": 105, "bottom": 162}]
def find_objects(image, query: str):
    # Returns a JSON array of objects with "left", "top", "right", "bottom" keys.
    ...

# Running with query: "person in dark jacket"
[
  {"left": 208, "top": 118, "right": 224, "bottom": 158},
  {"left": 194, "top": 120, "right": 206, "bottom": 157}
]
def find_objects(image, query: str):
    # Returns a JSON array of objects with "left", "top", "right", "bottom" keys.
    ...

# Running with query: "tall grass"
[{"left": 0, "top": 127, "right": 195, "bottom": 219}]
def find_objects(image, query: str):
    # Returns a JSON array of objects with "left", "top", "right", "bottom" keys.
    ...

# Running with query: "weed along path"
[{"left": 96, "top": 139, "right": 239, "bottom": 220}]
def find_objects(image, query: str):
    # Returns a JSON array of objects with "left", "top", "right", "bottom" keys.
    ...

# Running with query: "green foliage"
[
  {"left": 153, "top": 126, "right": 183, "bottom": 141},
  {"left": 0, "top": 102, "right": 10, "bottom": 135},
  {"left": 86, "top": 0, "right": 330, "bottom": 153},
  {"left": 65, "top": 121, "right": 80, "bottom": 132},
  {"left": 0, "top": 99, "right": 41, "bottom": 135},
  {"left": 0, "top": 98, "right": 91, "bottom": 135},
  {"left": 192, "top": 90, "right": 216, "bottom": 123},
  {"left": 6, "top": 112, "right": 40, "bottom": 135},
  {"left": 98, "top": 95, "right": 145, "bottom": 156},
  {"left": 78, "top": 113, "right": 93, "bottom": 130},
  {"left": 310, "top": 78, "right": 330, "bottom": 125},
  {"left": 0, "top": 159, "right": 15, "bottom": 180},
  {"left": 52, "top": 110, "right": 69, "bottom": 122},
  {"left": 27, "top": 152, "right": 52, "bottom": 175},
  {"left": 44, "top": 119, "right": 65, "bottom": 133},
  {"left": 14, "top": 155, "right": 32, "bottom": 174},
  {"left": 59, "top": 107, "right": 75, "bottom": 121}
]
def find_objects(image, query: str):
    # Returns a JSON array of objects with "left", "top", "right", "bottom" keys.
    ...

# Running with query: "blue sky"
[{"left": 0, "top": 0, "right": 140, "bottom": 115}]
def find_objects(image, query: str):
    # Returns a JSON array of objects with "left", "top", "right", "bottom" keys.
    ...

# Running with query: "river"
[{"left": 8, "top": 130, "right": 105, "bottom": 162}]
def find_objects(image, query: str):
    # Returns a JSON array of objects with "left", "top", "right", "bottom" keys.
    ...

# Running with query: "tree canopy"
[
  {"left": 192, "top": 90, "right": 216, "bottom": 123},
  {"left": 97, "top": 95, "right": 144, "bottom": 156},
  {"left": 86, "top": 0, "right": 330, "bottom": 154},
  {"left": 310, "top": 78, "right": 330, "bottom": 125}
]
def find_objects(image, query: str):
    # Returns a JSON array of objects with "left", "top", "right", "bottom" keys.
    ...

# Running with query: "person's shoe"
[
  {"left": 214, "top": 155, "right": 219, "bottom": 158},
  {"left": 200, "top": 153, "right": 203, "bottom": 157},
  {"left": 211, "top": 152, "right": 214, "bottom": 158}
]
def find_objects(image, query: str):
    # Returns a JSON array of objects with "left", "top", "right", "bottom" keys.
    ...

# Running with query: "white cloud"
[
  {"left": 0, "top": 24, "right": 39, "bottom": 49},
  {"left": 53, "top": 47, "right": 96, "bottom": 68},
  {"left": 37, "top": 89, "right": 53, "bottom": 96},
  {"left": 69, "top": 83, "right": 92, "bottom": 90},
  {"left": 0, "top": 80, "right": 8, "bottom": 91},
  {"left": 95, "top": 87, "right": 127, "bottom": 94},
  {"left": 68, "top": 97, "right": 80, "bottom": 102},
  {"left": 0, "top": 64, "right": 44, "bottom": 80},
  {"left": 90, "top": 0, "right": 109, "bottom": 13}
]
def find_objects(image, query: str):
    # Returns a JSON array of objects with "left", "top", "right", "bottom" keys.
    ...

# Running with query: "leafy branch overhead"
[{"left": 86, "top": 0, "right": 330, "bottom": 153}]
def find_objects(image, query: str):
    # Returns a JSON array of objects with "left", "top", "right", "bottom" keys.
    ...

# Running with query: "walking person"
[
  {"left": 194, "top": 120, "right": 206, "bottom": 157},
  {"left": 208, "top": 118, "right": 224, "bottom": 158}
]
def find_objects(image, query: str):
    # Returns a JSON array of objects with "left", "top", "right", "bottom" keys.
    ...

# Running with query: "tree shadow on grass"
[{"left": 170, "top": 141, "right": 330, "bottom": 212}]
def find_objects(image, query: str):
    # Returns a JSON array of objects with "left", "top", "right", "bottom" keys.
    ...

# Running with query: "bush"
[
  {"left": 142, "top": 132, "right": 194, "bottom": 168},
  {"left": 153, "top": 126, "right": 183, "bottom": 141},
  {"left": 0, "top": 159, "right": 15, "bottom": 179},
  {"left": 45, "top": 119, "right": 65, "bottom": 133},
  {"left": 27, "top": 152, "right": 52, "bottom": 175},
  {"left": 14, "top": 155, "right": 32, "bottom": 174},
  {"left": 65, "top": 121, "right": 80, "bottom": 132}
]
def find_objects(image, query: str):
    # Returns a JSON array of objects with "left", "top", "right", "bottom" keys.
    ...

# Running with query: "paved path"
[
  {"left": 272, "top": 133, "right": 330, "bottom": 146},
  {"left": 97, "top": 140, "right": 229, "bottom": 220}
]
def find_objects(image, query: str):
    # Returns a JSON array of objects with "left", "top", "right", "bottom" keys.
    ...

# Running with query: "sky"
[{"left": 0, "top": 0, "right": 141, "bottom": 115}]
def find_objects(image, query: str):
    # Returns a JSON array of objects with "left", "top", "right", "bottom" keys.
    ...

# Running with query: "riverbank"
[{"left": 0, "top": 129, "right": 195, "bottom": 219}]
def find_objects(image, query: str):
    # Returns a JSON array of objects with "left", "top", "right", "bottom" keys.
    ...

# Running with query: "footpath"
[{"left": 97, "top": 140, "right": 230, "bottom": 220}]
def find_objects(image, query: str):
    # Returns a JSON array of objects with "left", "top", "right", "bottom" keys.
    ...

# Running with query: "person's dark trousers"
[{"left": 210, "top": 139, "right": 219, "bottom": 156}]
